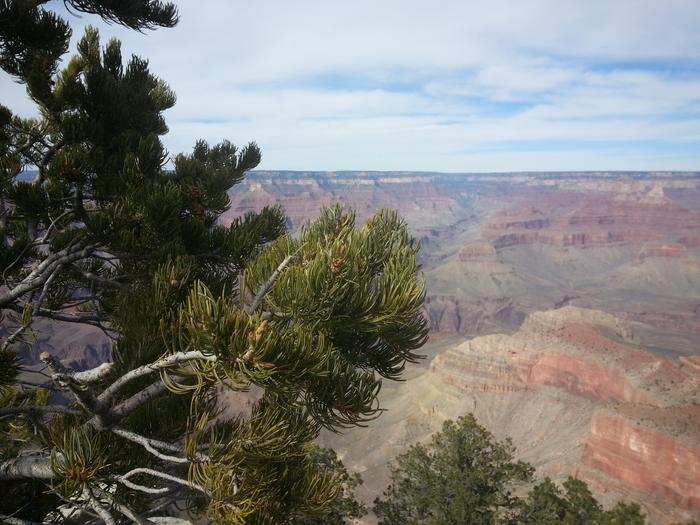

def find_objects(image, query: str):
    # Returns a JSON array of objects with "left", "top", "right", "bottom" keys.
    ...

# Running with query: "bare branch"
[
  {"left": 109, "top": 381, "right": 169, "bottom": 420},
  {"left": 83, "top": 380, "right": 169, "bottom": 431},
  {"left": 91, "top": 487, "right": 155, "bottom": 525},
  {"left": 37, "top": 209, "right": 73, "bottom": 245},
  {"left": 98, "top": 351, "right": 218, "bottom": 406},
  {"left": 111, "top": 427, "right": 183, "bottom": 453},
  {"left": 83, "top": 486, "right": 116, "bottom": 525},
  {"left": 35, "top": 139, "right": 66, "bottom": 184},
  {"left": 117, "top": 467, "right": 207, "bottom": 495},
  {"left": 0, "top": 318, "right": 30, "bottom": 354},
  {"left": 77, "top": 269, "right": 127, "bottom": 290},
  {"left": 6, "top": 302, "right": 111, "bottom": 326},
  {"left": 0, "top": 514, "right": 43, "bottom": 525},
  {"left": 111, "top": 427, "right": 210, "bottom": 464},
  {"left": 246, "top": 254, "right": 294, "bottom": 313},
  {"left": 1, "top": 264, "right": 62, "bottom": 352},
  {"left": 40, "top": 353, "right": 101, "bottom": 416},
  {"left": 0, "top": 243, "right": 99, "bottom": 309},
  {"left": 73, "top": 363, "right": 114, "bottom": 383},
  {"left": 35, "top": 264, "right": 61, "bottom": 309},
  {"left": 115, "top": 478, "right": 169, "bottom": 495}
]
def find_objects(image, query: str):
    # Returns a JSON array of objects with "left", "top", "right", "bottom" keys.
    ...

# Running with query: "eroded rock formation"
[{"left": 428, "top": 307, "right": 700, "bottom": 523}]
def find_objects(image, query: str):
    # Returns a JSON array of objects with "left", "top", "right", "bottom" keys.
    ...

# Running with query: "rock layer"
[
  {"left": 584, "top": 412, "right": 700, "bottom": 512},
  {"left": 429, "top": 307, "right": 700, "bottom": 523}
]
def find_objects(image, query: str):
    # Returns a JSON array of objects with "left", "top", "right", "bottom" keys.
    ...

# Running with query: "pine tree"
[
  {"left": 374, "top": 414, "right": 658, "bottom": 525},
  {"left": 0, "top": 2, "right": 428, "bottom": 523},
  {"left": 373, "top": 415, "right": 533, "bottom": 525}
]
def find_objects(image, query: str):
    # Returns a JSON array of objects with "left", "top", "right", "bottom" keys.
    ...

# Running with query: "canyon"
[
  {"left": 226, "top": 170, "right": 700, "bottom": 523},
  {"left": 224, "top": 170, "right": 700, "bottom": 344},
  {"left": 8, "top": 170, "right": 699, "bottom": 522}
]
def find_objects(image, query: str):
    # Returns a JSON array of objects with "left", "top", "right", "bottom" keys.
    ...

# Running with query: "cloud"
[{"left": 2, "top": 0, "right": 700, "bottom": 170}]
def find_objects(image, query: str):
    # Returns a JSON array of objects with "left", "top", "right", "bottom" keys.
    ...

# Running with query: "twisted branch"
[
  {"left": 83, "top": 486, "right": 116, "bottom": 525},
  {"left": 116, "top": 467, "right": 207, "bottom": 495},
  {"left": 111, "top": 427, "right": 210, "bottom": 464},
  {"left": 0, "top": 243, "right": 99, "bottom": 309}
]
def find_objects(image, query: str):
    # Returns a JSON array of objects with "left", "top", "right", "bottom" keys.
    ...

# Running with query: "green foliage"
[
  {"left": 51, "top": 426, "right": 108, "bottom": 497},
  {"left": 595, "top": 502, "right": 648, "bottom": 525},
  {"left": 0, "top": 3, "right": 428, "bottom": 523},
  {"left": 293, "top": 445, "right": 366, "bottom": 525},
  {"left": 0, "top": 386, "right": 50, "bottom": 457},
  {"left": 374, "top": 415, "right": 659, "bottom": 525},
  {"left": 516, "top": 477, "right": 602, "bottom": 524},
  {"left": 374, "top": 414, "right": 533, "bottom": 525},
  {"left": 0, "top": 1, "right": 176, "bottom": 105},
  {"left": 515, "top": 477, "right": 653, "bottom": 524}
]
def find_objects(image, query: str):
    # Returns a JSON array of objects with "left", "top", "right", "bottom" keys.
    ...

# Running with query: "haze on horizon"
[{"left": 2, "top": 0, "right": 700, "bottom": 172}]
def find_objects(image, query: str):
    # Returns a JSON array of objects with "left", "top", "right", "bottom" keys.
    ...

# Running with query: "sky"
[{"left": 3, "top": 0, "right": 700, "bottom": 172}]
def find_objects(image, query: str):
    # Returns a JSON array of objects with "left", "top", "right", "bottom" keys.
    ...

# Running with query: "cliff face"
[
  {"left": 428, "top": 307, "right": 700, "bottom": 523},
  {"left": 585, "top": 412, "right": 700, "bottom": 512},
  {"left": 483, "top": 191, "right": 700, "bottom": 250}
]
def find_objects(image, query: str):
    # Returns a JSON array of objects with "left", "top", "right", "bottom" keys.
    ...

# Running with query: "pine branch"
[
  {"left": 35, "top": 139, "right": 66, "bottom": 184},
  {"left": 91, "top": 487, "right": 155, "bottom": 525},
  {"left": 108, "top": 381, "right": 169, "bottom": 421},
  {"left": 0, "top": 243, "right": 99, "bottom": 309},
  {"left": 40, "top": 352, "right": 101, "bottom": 415},
  {"left": 23, "top": 307, "right": 115, "bottom": 338},
  {"left": 6, "top": 303, "right": 111, "bottom": 326},
  {"left": 0, "top": 320, "right": 30, "bottom": 354},
  {"left": 35, "top": 264, "right": 61, "bottom": 307},
  {"left": 114, "top": 477, "right": 169, "bottom": 495},
  {"left": 73, "top": 363, "right": 114, "bottom": 383},
  {"left": 246, "top": 254, "right": 294, "bottom": 313},
  {"left": 76, "top": 269, "right": 128, "bottom": 290},
  {"left": 1, "top": 263, "right": 62, "bottom": 352},
  {"left": 83, "top": 486, "right": 116, "bottom": 525},
  {"left": 0, "top": 514, "right": 43, "bottom": 525},
  {"left": 36, "top": 355, "right": 113, "bottom": 386},
  {"left": 84, "top": 381, "right": 169, "bottom": 430},
  {"left": 37, "top": 209, "right": 73, "bottom": 244}
]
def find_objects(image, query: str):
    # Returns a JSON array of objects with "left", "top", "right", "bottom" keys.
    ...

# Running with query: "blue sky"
[{"left": 3, "top": 0, "right": 700, "bottom": 171}]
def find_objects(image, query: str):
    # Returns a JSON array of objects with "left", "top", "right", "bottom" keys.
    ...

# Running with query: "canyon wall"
[
  {"left": 232, "top": 171, "right": 700, "bottom": 521},
  {"left": 427, "top": 307, "right": 700, "bottom": 523},
  {"left": 227, "top": 171, "right": 700, "bottom": 343}
]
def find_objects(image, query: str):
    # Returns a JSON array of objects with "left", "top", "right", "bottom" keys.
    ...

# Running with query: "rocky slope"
[{"left": 321, "top": 307, "right": 700, "bottom": 524}]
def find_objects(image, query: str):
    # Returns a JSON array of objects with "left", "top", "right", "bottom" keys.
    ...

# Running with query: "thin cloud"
[{"left": 2, "top": 0, "right": 700, "bottom": 170}]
